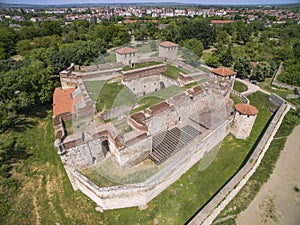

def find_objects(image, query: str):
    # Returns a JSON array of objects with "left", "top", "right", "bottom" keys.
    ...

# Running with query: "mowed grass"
[
  {"left": 123, "top": 61, "right": 162, "bottom": 71},
  {"left": 84, "top": 80, "right": 106, "bottom": 102},
  {"left": 96, "top": 82, "right": 136, "bottom": 112},
  {"left": 131, "top": 96, "right": 164, "bottom": 114},
  {"left": 1, "top": 91, "right": 274, "bottom": 225},
  {"left": 162, "top": 64, "right": 188, "bottom": 79},
  {"left": 233, "top": 80, "right": 248, "bottom": 92}
]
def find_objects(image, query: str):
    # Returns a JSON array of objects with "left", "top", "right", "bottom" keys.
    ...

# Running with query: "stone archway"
[
  {"left": 101, "top": 140, "right": 110, "bottom": 157},
  {"left": 160, "top": 81, "right": 165, "bottom": 90}
]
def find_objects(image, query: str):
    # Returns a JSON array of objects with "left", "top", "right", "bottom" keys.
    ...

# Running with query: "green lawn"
[
  {"left": 83, "top": 80, "right": 106, "bottom": 102},
  {"left": 162, "top": 64, "right": 188, "bottom": 79},
  {"left": 96, "top": 82, "right": 136, "bottom": 112},
  {"left": 233, "top": 80, "right": 248, "bottom": 92},
  {"left": 0, "top": 91, "right": 277, "bottom": 225},
  {"left": 123, "top": 61, "right": 162, "bottom": 71},
  {"left": 130, "top": 96, "right": 164, "bottom": 114},
  {"left": 148, "top": 85, "right": 183, "bottom": 99}
]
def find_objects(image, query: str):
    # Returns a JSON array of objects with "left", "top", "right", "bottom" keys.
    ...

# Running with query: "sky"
[{"left": 1, "top": 0, "right": 300, "bottom": 5}]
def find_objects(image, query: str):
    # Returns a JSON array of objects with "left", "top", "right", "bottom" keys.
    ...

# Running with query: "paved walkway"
[{"left": 237, "top": 78, "right": 270, "bottom": 96}]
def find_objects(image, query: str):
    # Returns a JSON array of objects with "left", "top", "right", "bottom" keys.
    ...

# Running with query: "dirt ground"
[{"left": 237, "top": 125, "right": 300, "bottom": 225}]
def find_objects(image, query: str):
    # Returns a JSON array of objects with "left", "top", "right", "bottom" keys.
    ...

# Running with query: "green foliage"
[
  {"left": 206, "top": 55, "right": 222, "bottom": 68},
  {"left": 234, "top": 56, "right": 253, "bottom": 78},
  {"left": 252, "top": 61, "right": 271, "bottom": 82},
  {"left": 180, "top": 18, "right": 215, "bottom": 49},
  {"left": 278, "top": 61, "right": 300, "bottom": 86},
  {"left": 221, "top": 45, "right": 234, "bottom": 67},
  {"left": 0, "top": 27, "right": 18, "bottom": 58},
  {"left": 183, "top": 38, "right": 204, "bottom": 58}
]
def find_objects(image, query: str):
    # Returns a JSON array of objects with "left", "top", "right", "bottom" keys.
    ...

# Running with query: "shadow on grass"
[{"left": 10, "top": 103, "right": 52, "bottom": 132}]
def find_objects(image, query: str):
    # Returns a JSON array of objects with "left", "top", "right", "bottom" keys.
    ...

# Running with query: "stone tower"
[
  {"left": 159, "top": 41, "right": 178, "bottom": 58},
  {"left": 231, "top": 103, "right": 258, "bottom": 139},
  {"left": 116, "top": 47, "right": 137, "bottom": 66}
]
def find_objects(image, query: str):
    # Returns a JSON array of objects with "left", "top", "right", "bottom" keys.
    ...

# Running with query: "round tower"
[{"left": 231, "top": 103, "right": 258, "bottom": 139}]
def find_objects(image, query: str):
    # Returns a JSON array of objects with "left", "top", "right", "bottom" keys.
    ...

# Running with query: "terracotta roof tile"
[
  {"left": 235, "top": 103, "right": 258, "bottom": 115},
  {"left": 116, "top": 47, "right": 137, "bottom": 55},
  {"left": 159, "top": 41, "right": 178, "bottom": 47},
  {"left": 211, "top": 67, "right": 236, "bottom": 77},
  {"left": 53, "top": 88, "right": 75, "bottom": 116},
  {"left": 211, "top": 20, "right": 233, "bottom": 24},
  {"left": 250, "top": 61, "right": 258, "bottom": 68}
]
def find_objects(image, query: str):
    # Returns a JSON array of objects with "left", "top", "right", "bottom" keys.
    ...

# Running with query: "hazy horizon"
[{"left": 1, "top": 0, "right": 300, "bottom": 5}]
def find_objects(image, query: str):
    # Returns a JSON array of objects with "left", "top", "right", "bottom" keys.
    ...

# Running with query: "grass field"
[
  {"left": 96, "top": 82, "right": 136, "bottom": 112},
  {"left": 233, "top": 80, "right": 248, "bottom": 92},
  {"left": 0, "top": 91, "right": 277, "bottom": 225},
  {"left": 131, "top": 96, "right": 164, "bottom": 114},
  {"left": 83, "top": 80, "right": 106, "bottom": 102},
  {"left": 123, "top": 61, "right": 162, "bottom": 71},
  {"left": 162, "top": 64, "right": 188, "bottom": 79}
]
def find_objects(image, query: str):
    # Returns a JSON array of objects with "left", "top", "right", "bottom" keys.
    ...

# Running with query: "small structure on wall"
[
  {"left": 116, "top": 47, "right": 138, "bottom": 66},
  {"left": 158, "top": 41, "right": 178, "bottom": 58},
  {"left": 231, "top": 103, "right": 258, "bottom": 139}
]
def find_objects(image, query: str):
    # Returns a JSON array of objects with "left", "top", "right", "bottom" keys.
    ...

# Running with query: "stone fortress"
[{"left": 52, "top": 41, "right": 258, "bottom": 211}]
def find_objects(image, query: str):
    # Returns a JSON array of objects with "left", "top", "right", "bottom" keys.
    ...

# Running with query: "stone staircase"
[{"left": 150, "top": 125, "right": 201, "bottom": 164}]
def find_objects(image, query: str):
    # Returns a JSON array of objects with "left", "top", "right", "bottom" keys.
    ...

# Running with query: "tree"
[
  {"left": 234, "top": 56, "right": 253, "bottom": 78},
  {"left": 180, "top": 18, "right": 215, "bottom": 49},
  {"left": 182, "top": 48, "right": 200, "bottom": 67},
  {"left": 221, "top": 45, "right": 233, "bottom": 67},
  {"left": 183, "top": 38, "right": 204, "bottom": 58},
  {"left": 252, "top": 61, "right": 271, "bottom": 82},
  {"left": 206, "top": 55, "right": 222, "bottom": 68},
  {"left": 292, "top": 41, "right": 300, "bottom": 59}
]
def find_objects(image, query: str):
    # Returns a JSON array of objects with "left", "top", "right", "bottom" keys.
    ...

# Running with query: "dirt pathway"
[{"left": 237, "top": 125, "right": 300, "bottom": 225}]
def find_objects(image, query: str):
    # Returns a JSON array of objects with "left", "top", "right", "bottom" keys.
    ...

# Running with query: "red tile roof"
[
  {"left": 211, "top": 67, "right": 236, "bottom": 77},
  {"left": 235, "top": 103, "right": 258, "bottom": 115},
  {"left": 250, "top": 61, "right": 258, "bottom": 68},
  {"left": 211, "top": 20, "right": 233, "bottom": 24},
  {"left": 116, "top": 47, "right": 137, "bottom": 55},
  {"left": 53, "top": 88, "right": 75, "bottom": 116},
  {"left": 159, "top": 41, "right": 178, "bottom": 47}
]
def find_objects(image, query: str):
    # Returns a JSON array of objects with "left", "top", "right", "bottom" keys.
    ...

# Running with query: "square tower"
[
  {"left": 116, "top": 47, "right": 138, "bottom": 66},
  {"left": 159, "top": 41, "right": 178, "bottom": 58}
]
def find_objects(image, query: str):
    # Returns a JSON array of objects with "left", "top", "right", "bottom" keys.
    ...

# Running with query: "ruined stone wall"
[
  {"left": 60, "top": 75, "right": 78, "bottom": 89},
  {"left": 60, "top": 139, "right": 104, "bottom": 190},
  {"left": 145, "top": 107, "right": 178, "bottom": 135},
  {"left": 72, "top": 119, "right": 231, "bottom": 210},
  {"left": 117, "top": 137, "right": 152, "bottom": 167},
  {"left": 122, "top": 64, "right": 167, "bottom": 82},
  {"left": 124, "top": 74, "right": 178, "bottom": 97}
]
